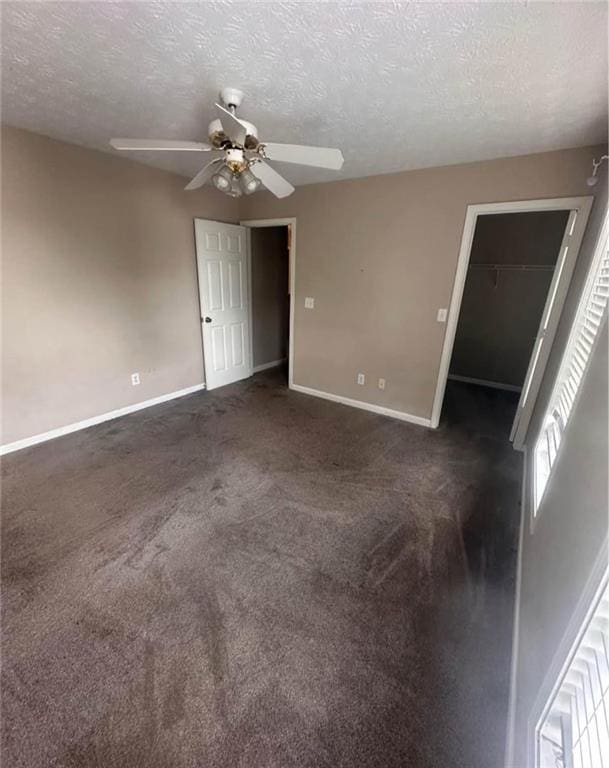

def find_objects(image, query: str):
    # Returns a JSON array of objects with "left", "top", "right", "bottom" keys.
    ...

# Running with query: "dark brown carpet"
[{"left": 1, "top": 369, "right": 521, "bottom": 768}]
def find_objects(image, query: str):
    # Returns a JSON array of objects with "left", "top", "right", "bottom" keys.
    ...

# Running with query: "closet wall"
[
  {"left": 250, "top": 226, "right": 290, "bottom": 369},
  {"left": 449, "top": 210, "right": 570, "bottom": 389}
]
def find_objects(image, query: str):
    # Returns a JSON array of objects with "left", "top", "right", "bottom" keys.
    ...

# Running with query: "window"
[
  {"left": 533, "top": 211, "right": 609, "bottom": 515},
  {"left": 538, "top": 578, "right": 609, "bottom": 768}
]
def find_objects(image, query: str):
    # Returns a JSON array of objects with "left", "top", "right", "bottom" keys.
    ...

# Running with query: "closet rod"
[{"left": 468, "top": 263, "right": 555, "bottom": 272}]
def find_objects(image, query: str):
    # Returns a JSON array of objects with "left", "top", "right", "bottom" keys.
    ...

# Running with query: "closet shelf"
[{"left": 468, "top": 263, "right": 555, "bottom": 272}]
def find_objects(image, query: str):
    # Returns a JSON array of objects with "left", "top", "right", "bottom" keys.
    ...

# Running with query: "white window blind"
[
  {"left": 534, "top": 212, "right": 609, "bottom": 514},
  {"left": 538, "top": 580, "right": 609, "bottom": 768}
]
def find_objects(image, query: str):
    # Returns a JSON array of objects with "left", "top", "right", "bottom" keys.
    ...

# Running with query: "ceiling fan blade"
[
  {"left": 250, "top": 161, "right": 295, "bottom": 198},
  {"left": 110, "top": 139, "right": 213, "bottom": 152},
  {"left": 261, "top": 143, "right": 344, "bottom": 170},
  {"left": 215, "top": 103, "right": 248, "bottom": 146},
  {"left": 184, "top": 159, "right": 223, "bottom": 191}
]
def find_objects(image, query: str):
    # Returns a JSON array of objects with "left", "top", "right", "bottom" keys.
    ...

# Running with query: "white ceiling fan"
[{"left": 110, "top": 87, "right": 344, "bottom": 199}]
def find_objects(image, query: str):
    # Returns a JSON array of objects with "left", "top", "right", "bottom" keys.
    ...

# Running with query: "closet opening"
[
  {"left": 452, "top": 211, "right": 568, "bottom": 387},
  {"left": 431, "top": 197, "right": 593, "bottom": 444},
  {"left": 242, "top": 218, "right": 295, "bottom": 388}
]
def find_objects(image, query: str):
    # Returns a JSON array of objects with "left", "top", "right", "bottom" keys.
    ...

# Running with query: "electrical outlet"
[
  {"left": 437, "top": 308, "right": 448, "bottom": 323},
  {"left": 357, "top": 373, "right": 365, "bottom": 385},
  {"left": 131, "top": 372, "right": 140, "bottom": 386},
  {"left": 378, "top": 378, "right": 386, "bottom": 390},
  {"left": 304, "top": 297, "right": 315, "bottom": 309}
]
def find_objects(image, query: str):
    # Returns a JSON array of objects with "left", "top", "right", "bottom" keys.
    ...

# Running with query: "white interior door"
[
  {"left": 510, "top": 209, "right": 580, "bottom": 448},
  {"left": 194, "top": 219, "right": 252, "bottom": 390}
]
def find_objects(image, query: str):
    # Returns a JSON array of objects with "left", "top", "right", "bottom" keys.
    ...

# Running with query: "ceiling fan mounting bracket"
[{"left": 219, "top": 87, "right": 244, "bottom": 110}]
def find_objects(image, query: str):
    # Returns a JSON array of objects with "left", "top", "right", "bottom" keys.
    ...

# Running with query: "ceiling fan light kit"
[
  {"left": 211, "top": 164, "right": 233, "bottom": 192},
  {"left": 240, "top": 167, "right": 260, "bottom": 195},
  {"left": 110, "top": 88, "right": 344, "bottom": 198}
]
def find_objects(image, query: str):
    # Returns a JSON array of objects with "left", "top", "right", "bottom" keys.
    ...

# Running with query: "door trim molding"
[
  {"left": 291, "top": 383, "right": 432, "bottom": 427},
  {"left": 430, "top": 196, "right": 593, "bottom": 438},
  {"left": 240, "top": 218, "right": 297, "bottom": 389},
  {"left": 0, "top": 383, "right": 206, "bottom": 455}
]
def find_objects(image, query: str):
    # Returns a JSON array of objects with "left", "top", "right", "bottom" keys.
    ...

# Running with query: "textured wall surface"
[
  {"left": 1, "top": 2, "right": 606, "bottom": 186},
  {"left": 241, "top": 144, "right": 605, "bottom": 420},
  {"left": 251, "top": 227, "right": 290, "bottom": 368},
  {"left": 1, "top": 126, "right": 238, "bottom": 444}
]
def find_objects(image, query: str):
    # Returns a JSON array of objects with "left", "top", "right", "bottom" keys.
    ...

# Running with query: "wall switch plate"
[
  {"left": 131, "top": 372, "right": 140, "bottom": 386},
  {"left": 378, "top": 378, "right": 386, "bottom": 390},
  {"left": 437, "top": 308, "right": 448, "bottom": 323},
  {"left": 357, "top": 373, "right": 365, "bottom": 385},
  {"left": 304, "top": 297, "right": 315, "bottom": 309}
]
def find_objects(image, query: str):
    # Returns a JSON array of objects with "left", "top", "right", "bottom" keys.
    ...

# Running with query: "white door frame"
[
  {"left": 430, "top": 196, "right": 593, "bottom": 444},
  {"left": 240, "top": 218, "right": 297, "bottom": 388}
]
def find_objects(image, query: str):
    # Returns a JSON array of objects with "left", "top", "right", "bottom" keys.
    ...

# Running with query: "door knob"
[{"left": 204, "top": 317, "right": 212, "bottom": 323}]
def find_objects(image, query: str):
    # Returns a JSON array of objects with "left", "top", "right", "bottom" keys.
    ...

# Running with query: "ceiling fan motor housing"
[
  {"left": 208, "top": 117, "right": 258, "bottom": 149},
  {"left": 225, "top": 148, "right": 247, "bottom": 173}
]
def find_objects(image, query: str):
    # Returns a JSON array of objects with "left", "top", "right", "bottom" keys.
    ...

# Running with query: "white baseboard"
[
  {"left": 448, "top": 374, "right": 522, "bottom": 393},
  {"left": 290, "top": 383, "right": 432, "bottom": 427},
  {"left": 0, "top": 383, "right": 206, "bottom": 455},
  {"left": 253, "top": 358, "right": 287, "bottom": 373}
]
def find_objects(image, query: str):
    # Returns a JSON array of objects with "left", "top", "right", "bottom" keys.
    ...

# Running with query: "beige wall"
[
  {"left": 1, "top": 126, "right": 238, "bottom": 444},
  {"left": 510, "top": 179, "right": 608, "bottom": 765},
  {"left": 240, "top": 145, "right": 605, "bottom": 419},
  {"left": 450, "top": 211, "right": 569, "bottom": 388},
  {"left": 2, "top": 128, "right": 605, "bottom": 447},
  {"left": 251, "top": 226, "right": 289, "bottom": 368}
]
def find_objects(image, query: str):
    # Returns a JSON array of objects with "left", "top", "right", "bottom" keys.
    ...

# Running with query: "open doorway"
[
  {"left": 449, "top": 210, "right": 569, "bottom": 392},
  {"left": 242, "top": 218, "right": 296, "bottom": 388},
  {"left": 431, "top": 197, "right": 592, "bottom": 443}
]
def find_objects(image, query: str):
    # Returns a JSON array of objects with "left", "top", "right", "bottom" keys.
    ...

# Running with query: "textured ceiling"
[{"left": 1, "top": 1, "right": 607, "bottom": 186}]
